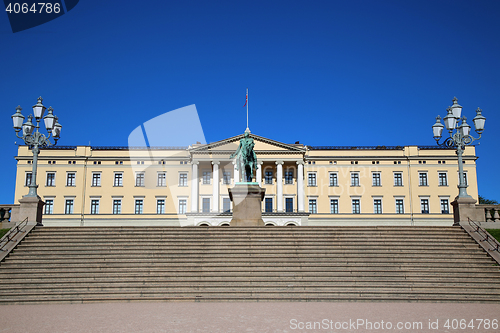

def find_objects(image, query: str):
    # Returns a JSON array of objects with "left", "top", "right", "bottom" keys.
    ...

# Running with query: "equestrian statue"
[{"left": 230, "top": 131, "right": 257, "bottom": 183}]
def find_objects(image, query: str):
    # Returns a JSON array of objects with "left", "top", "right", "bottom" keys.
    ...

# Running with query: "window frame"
[
  {"left": 112, "top": 199, "right": 122, "bottom": 214},
  {"left": 134, "top": 199, "right": 144, "bottom": 214},
  {"left": 438, "top": 172, "right": 448, "bottom": 186},
  {"left": 157, "top": 172, "right": 166, "bottom": 187},
  {"left": 91, "top": 173, "right": 101, "bottom": 187},
  {"left": 373, "top": 198, "right": 382, "bottom": 214},
  {"left": 114, "top": 173, "right": 123, "bottom": 187},
  {"left": 46, "top": 172, "right": 56, "bottom": 187},
  {"left": 372, "top": 172, "right": 381, "bottom": 187},
  {"left": 419, "top": 172, "right": 428, "bottom": 186},
  {"left": 179, "top": 173, "right": 188, "bottom": 187},
  {"left": 135, "top": 172, "right": 145, "bottom": 187},
  {"left": 308, "top": 172, "right": 317, "bottom": 187},
  {"left": 66, "top": 172, "right": 76, "bottom": 187},
  {"left": 308, "top": 199, "right": 317, "bottom": 214},
  {"left": 351, "top": 172, "right": 360, "bottom": 187},
  {"left": 329, "top": 172, "right": 338, "bottom": 187},
  {"left": 394, "top": 172, "right": 403, "bottom": 186},
  {"left": 351, "top": 198, "right": 360, "bottom": 214},
  {"left": 330, "top": 198, "right": 339, "bottom": 214},
  {"left": 90, "top": 199, "right": 100, "bottom": 214},
  {"left": 65, "top": 199, "right": 74, "bottom": 214}
]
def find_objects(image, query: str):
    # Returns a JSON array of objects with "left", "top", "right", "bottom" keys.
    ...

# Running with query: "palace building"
[{"left": 13, "top": 133, "right": 478, "bottom": 227}]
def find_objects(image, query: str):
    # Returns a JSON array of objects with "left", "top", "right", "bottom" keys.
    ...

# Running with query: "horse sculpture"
[{"left": 230, "top": 131, "right": 257, "bottom": 183}]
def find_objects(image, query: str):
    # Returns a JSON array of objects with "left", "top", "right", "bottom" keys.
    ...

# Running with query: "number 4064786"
[{"left": 5, "top": 3, "right": 61, "bottom": 14}]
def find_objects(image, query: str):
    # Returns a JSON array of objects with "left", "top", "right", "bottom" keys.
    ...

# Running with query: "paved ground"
[{"left": 1, "top": 302, "right": 499, "bottom": 333}]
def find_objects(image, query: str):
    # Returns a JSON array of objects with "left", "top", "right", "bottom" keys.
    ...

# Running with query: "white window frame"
[
  {"left": 179, "top": 173, "right": 188, "bottom": 187},
  {"left": 418, "top": 172, "right": 428, "bottom": 186},
  {"left": 372, "top": 172, "right": 381, "bottom": 186},
  {"left": 135, "top": 172, "right": 145, "bottom": 187},
  {"left": 438, "top": 172, "right": 448, "bottom": 186},
  {"left": 178, "top": 198, "right": 187, "bottom": 214},
  {"left": 394, "top": 172, "right": 403, "bottom": 186},
  {"left": 156, "top": 198, "right": 165, "bottom": 214},
  {"left": 329, "top": 172, "right": 338, "bottom": 187},
  {"left": 351, "top": 172, "right": 360, "bottom": 187},
  {"left": 44, "top": 197, "right": 54, "bottom": 214},
  {"left": 65, "top": 198, "right": 74, "bottom": 214},
  {"left": 351, "top": 197, "right": 361, "bottom": 214},
  {"left": 420, "top": 196, "right": 430, "bottom": 214},
  {"left": 91, "top": 172, "right": 101, "bottom": 187},
  {"left": 66, "top": 172, "right": 76, "bottom": 187},
  {"left": 90, "top": 198, "right": 100, "bottom": 214},
  {"left": 46, "top": 172, "right": 56, "bottom": 187},
  {"left": 25, "top": 172, "right": 32, "bottom": 186},
  {"left": 373, "top": 197, "right": 382, "bottom": 214},
  {"left": 308, "top": 172, "right": 317, "bottom": 187},
  {"left": 329, "top": 197, "right": 339, "bottom": 214},
  {"left": 395, "top": 197, "right": 405, "bottom": 214},
  {"left": 112, "top": 199, "right": 122, "bottom": 214},
  {"left": 114, "top": 172, "right": 123, "bottom": 187},
  {"left": 157, "top": 172, "right": 166, "bottom": 187}
]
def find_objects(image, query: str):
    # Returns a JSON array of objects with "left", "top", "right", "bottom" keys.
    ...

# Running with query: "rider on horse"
[{"left": 230, "top": 131, "right": 257, "bottom": 182}]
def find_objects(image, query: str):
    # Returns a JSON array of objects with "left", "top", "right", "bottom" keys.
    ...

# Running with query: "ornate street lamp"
[
  {"left": 432, "top": 97, "right": 485, "bottom": 199},
  {"left": 12, "top": 97, "right": 62, "bottom": 202}
]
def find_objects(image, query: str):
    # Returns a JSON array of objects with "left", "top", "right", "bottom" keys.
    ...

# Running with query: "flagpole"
[{"left": 246, "top": 87, "right": 249, "bottom": 132}]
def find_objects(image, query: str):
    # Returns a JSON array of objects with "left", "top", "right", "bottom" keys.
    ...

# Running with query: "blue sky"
[{"left": 1, "top": 0, "right": 499, "bottom": 204}]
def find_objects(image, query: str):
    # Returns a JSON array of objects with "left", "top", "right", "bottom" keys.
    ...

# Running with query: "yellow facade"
[{"left": 14, "top": 133, "right": 478, "bottom": 226}]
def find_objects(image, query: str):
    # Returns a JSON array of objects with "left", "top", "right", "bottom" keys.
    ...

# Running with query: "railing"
[
  {"left": 468, "top": 218, "right": 500, "bottom": 253},
  {"left": 0, "top": 218, "right": 29, "bottom": 252},
  {"left": 477, "top": 204, "right": 500, "bottom": 222}
]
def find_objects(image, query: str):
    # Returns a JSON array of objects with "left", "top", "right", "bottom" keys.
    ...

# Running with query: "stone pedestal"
[
  {"left": 229, "top": 183, "right": 266, "bottom": 226},
  {"left": 451, "top": 196, "right": 482, "bottom": 226},
  {"left": 17, "top": 196, "right": 45, "bottom": 226}
]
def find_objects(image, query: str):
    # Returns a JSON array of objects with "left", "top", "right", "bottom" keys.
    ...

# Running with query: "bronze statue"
[{"left": 230, "top": 131, "right": 257, "bottom": 182}]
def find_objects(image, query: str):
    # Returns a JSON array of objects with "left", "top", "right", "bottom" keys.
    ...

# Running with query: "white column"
[
  {"left": 297, "top": 161, "right": 305, "bottom": 212},
  {"left": 256, "top": 162, "right": 263, "bottom": 184},
  {"left": 233, "top": 161, "right": 240, "bottom": 183},
  {"left": 191, "top": 161, "right": 199, "bottom": 212},
  {"left": 276, "top": 161, "right": 284, "bottom": 212},
  {"left": 212, "top": 161, "right": 220, "bottom": 213}
]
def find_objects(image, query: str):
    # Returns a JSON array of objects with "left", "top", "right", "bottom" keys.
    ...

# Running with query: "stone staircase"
[{"left": 1, "top": 226, "right": 499, "bottom": 304}]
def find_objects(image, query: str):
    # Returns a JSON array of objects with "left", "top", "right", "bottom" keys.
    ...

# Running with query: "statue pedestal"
[{"left": 229, "top": 183, "right": 266, "bottom": 226}]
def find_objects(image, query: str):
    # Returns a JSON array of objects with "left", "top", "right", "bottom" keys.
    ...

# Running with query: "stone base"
[
  {"left": 17, "top": 196, "right": 45, "bottom": 226},
  {"left": 451, "top": 196, "right": 481, "bottom": 225},
  {"left": 229, "top": 184, "right": 266, "bottom": 226}
]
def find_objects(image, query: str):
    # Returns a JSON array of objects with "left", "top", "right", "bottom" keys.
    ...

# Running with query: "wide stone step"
[
  {"left": 0, "top": 289, "right": 498, "bottom": 303},
  {"left": 3, "top": 273, "right": 500, "bottom": 284}
]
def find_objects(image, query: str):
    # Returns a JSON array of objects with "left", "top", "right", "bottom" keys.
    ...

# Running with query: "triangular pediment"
[{"left": 189, "top": 133, "right": 306, "bottom": 154}]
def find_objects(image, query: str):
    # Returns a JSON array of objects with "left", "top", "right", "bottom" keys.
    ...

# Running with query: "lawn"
[{"left": 486, "top": 229, "right": 500, "bottom": 243}]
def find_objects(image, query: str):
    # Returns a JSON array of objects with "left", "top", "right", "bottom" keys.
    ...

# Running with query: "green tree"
[{"left": 478, "top": 195, "right": 499, "bottom": 205}]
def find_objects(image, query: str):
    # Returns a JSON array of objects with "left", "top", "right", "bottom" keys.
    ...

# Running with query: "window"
[
  {"left": 46, "top": 172, "right": 56, "bottom": 186},
  {"left": 396, "top": 199, "right": 404, "bottom": 214},
  {"left": 157, "top": 173, "right": 166, "bottom": 187},
  {"left": 90, "top": 199, "right": 99, "bottom": 214},
  {"left": 265, "top": 171, "right": 273, "bottom": 184},
  {"left": 352, "top": 199, "right": 360, "bottom": 214},
  {"left": 135, "top": 173, "right": 145, "bottom": 187},
  {"left": 65, "top": 199, "right": 74, "bottom": 214},
  {"left": 179, "top": 199, "right": 187, "bottom": 214},
  {"left": 460, "top": 172, "right": 468, "bottom": 186},
  {"left": 372, "top": 172, "right": 381, "bottom": 186},
  {"left": 114, "top": 173, "right": 123, "bottom": 187},
  {"left": 223, "top": 172, "right": 231, "bottom": 185},
  {"left": 44, "top": 199, "right": 53, "bottom": 214},
  {"left": 25, "top": 172, "right": 32, "bottom": 186},
  {"left": 135, "top": 199, "right": 143, "bottom": 214},
  {"left": 66, "top": 173, "right": 76, "bottom": 186},
  {"left": 179, "top": 173, "right": 188, "bottom": 187},
  {"left": 351, "top": 172, "right": 360, "bottom": 187},
  {"left": 113, "top": 200, "right": 121, "bottom": 214},
  {"left": 374, "top": 199, "right": 382, "bottom": 214},
  {"left": 202, "top": 198, "right": 210, "bottom": 213},
  {"left": 330, "top": 199, "right": 338, "bottom": 214},
  {"left": 394, "top": 173, "right": 403, "bottom": 186},
  {"left": 157, "top": 199, "right": 165, "bottom": 214},
  {"left": 309, "top": 199, "right": 317, "bottom": 214},
  {"left": 421, "top": 199, "right": 429, "bottom": 214},
  {"left": 308, "top": 173, "right": 316, "bottom": 186},
  {"left": 223, "top": 198, "right": 231, "bottom": 212},
  {"left": 419, "top": 172, "right": 428, "bottom": 186},
  {"left": 285, "top": 198, "right": 293, "bottom": 213},
  {"left": 284, "top": 171, "right": 294, "bottom": 184},
  {"left": 91, "top": 173, "right": 100, "bottom": 187},
  {"left": 202, "top": 171, "right": 211, "bottom": 185},
  {"left": 441, "top": 199, "right": 450, "bottom": 214},
  {"left": 439, "top": 173, "right": 448, "bottom": 186},
  {"left": 265, "top": 198, "right": 273, "bottom": 213},
  {"left": 329, "top": 173, "right": 338, "bottom": 187}
]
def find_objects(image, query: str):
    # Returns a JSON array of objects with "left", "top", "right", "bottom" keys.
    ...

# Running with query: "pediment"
[{"left": 189, "top": 133, "right": 306, "bottom": 154}]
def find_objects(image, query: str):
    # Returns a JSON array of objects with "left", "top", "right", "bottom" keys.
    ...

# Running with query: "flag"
[{"left": 243, "top": 93, "right": 248, "bottom": 107}]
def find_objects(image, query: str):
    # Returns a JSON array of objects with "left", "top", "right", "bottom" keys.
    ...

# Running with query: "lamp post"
[
  {"left": 11, "top": 97, "right": 62, "bottom": 225},
  {"left": 432, "top": 97, "right": 485, "bottom": 200}
]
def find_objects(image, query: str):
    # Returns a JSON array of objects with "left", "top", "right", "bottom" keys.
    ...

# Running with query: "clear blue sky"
[{"left": 1, "top": 0, "right": 499, "bottom": 204}]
